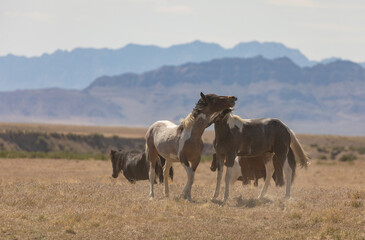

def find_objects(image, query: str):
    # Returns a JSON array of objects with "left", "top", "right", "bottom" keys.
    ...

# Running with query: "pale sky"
[{"left": 1, "top": 0, "right": 364, "bottom": 62}]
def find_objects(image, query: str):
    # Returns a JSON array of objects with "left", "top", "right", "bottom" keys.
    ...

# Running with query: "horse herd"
[{"left": 110, "top": 92, "right": 310, "bottom": 204}]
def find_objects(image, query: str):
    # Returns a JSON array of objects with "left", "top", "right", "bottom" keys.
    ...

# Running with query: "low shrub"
[
  {"left": 339, "top": 154, "right": 357, "bottom": 162},
  {"left": 318, "top": 154, "right": 328, "bottom": 160}
]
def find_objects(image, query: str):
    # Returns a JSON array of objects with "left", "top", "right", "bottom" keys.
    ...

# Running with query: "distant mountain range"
[
  {"left": 3, "top": 40, "right": 361, "bottom": 91},
  {"left": 0, "top": 57, "right": 364, "bottom": 135}
]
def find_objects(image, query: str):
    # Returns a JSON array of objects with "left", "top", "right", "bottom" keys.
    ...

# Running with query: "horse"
[
  {"left": 210, "top": 148, "right": 296, "bottom": 187},
  {"left": 110, "top": 149, "right": 173, "bottom": 183},
  {"left": 145, "top": 92, "right": 237, "bottom": 201},
  {"left": 212, "top": 109, "right": 309, "bottom": 203}
]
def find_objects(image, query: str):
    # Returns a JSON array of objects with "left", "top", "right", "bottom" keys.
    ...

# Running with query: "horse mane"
[
  {"left": 109, "top": 149, "right": 126, "bottom": 165},
  {"left": 224, "top": 110, "right": 251, "bottom": 123},
  {"left": 230, "top": 113, "right": 243, "bottom": 121},
  {"left": 178, "top": 97, "right": 208, "bottom": 131},
  {"left": 222, "top": 108, "right": 233, "bottom": 116},
  {"left": 216, "top": 108, "right": 233, "bottom": 122},
  {"left": 179, "top": 113, "right": 195, "bottom": 130}
]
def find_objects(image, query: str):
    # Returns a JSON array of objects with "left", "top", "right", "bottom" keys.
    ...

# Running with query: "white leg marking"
[
  {"left": 149, "top": 164, "right": 156, "bottom": 200},
  {"left": 223, "top": 167, "right": 233, "bottom": 203},
  {"left": 283, "top": 159, "right": 292, "bottom": 199},
  {"left": 258, "top": 159, "right": 274, "bottom": 199},
  {"left": 182, "top": 164, "right": 194, "bottom": 201},
  {"left": 212, "top": 168, "right": 223, "bottom": 200}
]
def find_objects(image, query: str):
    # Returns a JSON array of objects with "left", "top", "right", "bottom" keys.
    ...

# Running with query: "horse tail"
[
  {"left": 155, "top": 156, "right": 164, "bottom": 183},
  {"left": 287, "top": 147, "right": 296, "bottom": 183},
  {"left": 157, "top": 155, "right": 174, "bottom": 182},
  {"left": 289, "top": 129, "right": 310, "bottom": 168},
  {"left": 169, "top": 167, "right": 174, "bottom": 182},
  {"left": 145, "top": 127, "right": 158, "bottom": 168},
  {"left": 145, "top": 143, "right": 149, "bottom": 157}
]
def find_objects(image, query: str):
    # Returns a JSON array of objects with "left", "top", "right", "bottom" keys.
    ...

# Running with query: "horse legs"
[
  {"left": 181, "top": 163, "right": 194, "bottom": 201},
  {"left": 211, "top": 153, "right": 224, "bottom": 200},
  {"left": 223, "top": 154, "right": 235, "bottom": 204},
  {"left": 163, "top": 160, "right": 172, "bottom": 197},
  {"left": 146, "top": 144, "right": 158, "bottom": 200},
  {"left": 223, "top": 166, "right": 233, "bottom": 203},
  {"left": 283, "top": 158, "right": 292, "bottom": 199},
  {"left": 180, "top": 156, "right": 200, "bottom": 201},
  {"left": 258, "top": 158, "right": 275, "bottom": 199}
]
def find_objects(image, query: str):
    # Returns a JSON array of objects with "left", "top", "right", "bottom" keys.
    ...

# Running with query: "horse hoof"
[
  {"left": 149, "top": 196, "right": 154, "bottom": 200},
  {"left": 181, "top": 194, "right": 192, "bottom": 202}
]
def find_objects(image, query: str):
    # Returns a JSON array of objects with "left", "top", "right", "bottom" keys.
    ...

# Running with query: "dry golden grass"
[{"left": 1, "top": 157, "right": 364, "bottom": 240}]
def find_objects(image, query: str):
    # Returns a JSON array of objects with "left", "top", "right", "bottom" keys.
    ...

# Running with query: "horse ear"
[
  {"left": 200, "top": 92, "right": 207, "bottom": 102},
  {"left": 110, "top": 149, "right": 116, "bottom": 156}
]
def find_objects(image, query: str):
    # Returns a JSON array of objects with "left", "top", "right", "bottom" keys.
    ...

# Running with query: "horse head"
[
  {"left": 110, "top": 149, "right": 123, "bottom": 178},
  {"left": 194, "top": 92, "right": 237, "bottom": 126}
]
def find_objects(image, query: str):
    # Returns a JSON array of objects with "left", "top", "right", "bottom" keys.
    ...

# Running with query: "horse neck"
[
  {"left": 214, "top": 114, "right": 232, "bottom": 136},
  {"left": 182, "top": 113, "right": 210, "bottom": 141},
  {"left": 118, "top": 153, "right": 126, "bottom": 170}
]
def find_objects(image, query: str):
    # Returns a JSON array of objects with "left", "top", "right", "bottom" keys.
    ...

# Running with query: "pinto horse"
[
  {"left": 212, "top": 109, "right": 309, "bottom": 203},
  {"left": 145, "top": 92, "right": 237, "bottom": 201}
]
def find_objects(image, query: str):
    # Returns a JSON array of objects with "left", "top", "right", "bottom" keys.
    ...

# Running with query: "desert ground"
[{"left": 0, "top": 157, "right": 364, "bottom": 240}]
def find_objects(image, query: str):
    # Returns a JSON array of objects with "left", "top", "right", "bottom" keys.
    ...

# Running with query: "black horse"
[{"left": 110, "top": 149, "right": 173, "bottom": 183}]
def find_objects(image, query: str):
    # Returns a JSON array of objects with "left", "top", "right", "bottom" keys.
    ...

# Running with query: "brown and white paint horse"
[
  {"left": 145, "top": 92, "right": 237, "bottom": 201},
  {"left": 212, "top": 109, "right": 309, "bottom": 203}
]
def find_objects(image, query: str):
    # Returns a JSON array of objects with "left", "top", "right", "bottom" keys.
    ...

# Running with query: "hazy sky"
[{"left": 1, "top": 0, "right": 364, "bottom": 61}]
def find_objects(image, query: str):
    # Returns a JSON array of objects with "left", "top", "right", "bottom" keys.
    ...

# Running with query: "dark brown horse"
[
  {"left": 211, "top": 148, "right": 296, "bottom": 187},
  {"left": 110, "top": 149, "right": 173, "bottom": 183},
  {"left": 212, "top": 109, "right": 309, "bottom": 203},
  {"left": 145, "top": 92, "right": 237, "bottom": 201},
  {"left": 239, "top": 148, "right": 296, "bottom": 186}
]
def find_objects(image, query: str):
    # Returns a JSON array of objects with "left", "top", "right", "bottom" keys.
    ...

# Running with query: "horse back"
[
  {"left": 146, "top": 121, "right": 181, "bottom": 159},
  {"left": 240, "top": 118, "right": 290, "bottom": 155},
  {"left": 124, "top": 152, "right": 150, "bottom": 181}
]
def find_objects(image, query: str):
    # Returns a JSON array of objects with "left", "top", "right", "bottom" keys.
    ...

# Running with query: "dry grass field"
[
  {"left": 0, "top": 157, "right": 364, "bottom": 240},
  {"left": 0, "top": 122, "right": 364, "bottom": 239}
]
